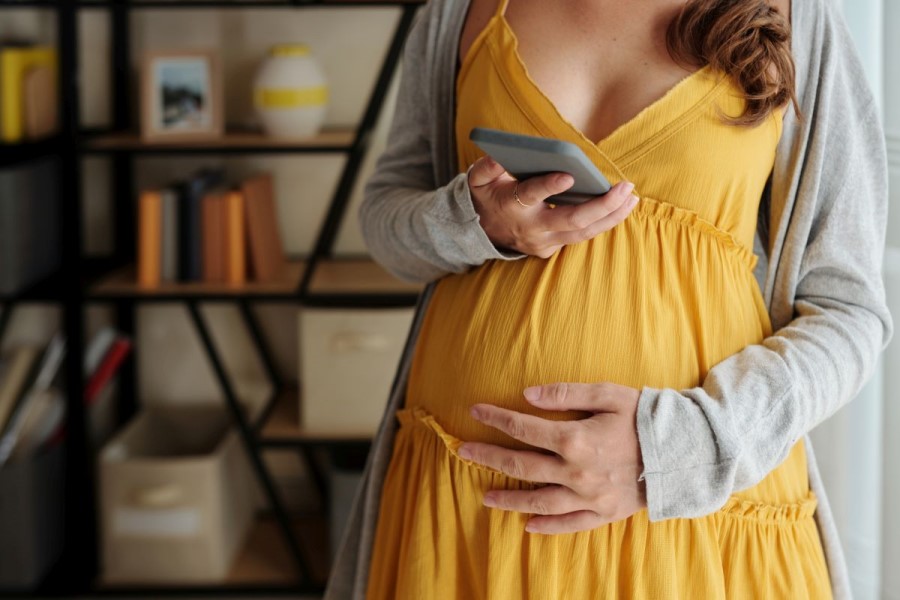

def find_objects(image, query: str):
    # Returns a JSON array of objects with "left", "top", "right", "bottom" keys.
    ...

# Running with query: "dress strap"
[{"left": 496, "top": 0, "right": 510, "bottom": 18}]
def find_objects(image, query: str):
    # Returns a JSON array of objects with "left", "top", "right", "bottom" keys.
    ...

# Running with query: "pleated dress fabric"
[{"left": 366, "top": 2, "right": 833, "bottom": 597}]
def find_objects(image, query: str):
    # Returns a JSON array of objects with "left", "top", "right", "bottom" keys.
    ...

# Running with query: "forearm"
[
  {"left": 636, "top": 297, "right": 888, "bottom": 521},
  {"left": 360, "top": 170, "right": 521, "bottom": 283}
]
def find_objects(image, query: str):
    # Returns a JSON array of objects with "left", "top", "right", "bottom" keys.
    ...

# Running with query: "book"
[
  {"left": 84, "top": 327, "right": 117, "bottom": 377},
  {"left": 23, "top": 63, "right": 57, "bottom": 139},
  {"left": 177, "top": 169, "right": 224, "bottom": 282},
  {"left": 241, "top": 173, "right": 286, "bottom": 282},
  {"left": 0, "top": 346, "right": 42, "bottom": 435},
  {"left": 224, "top": 189, "right": 247, "bottom": 286},
  {"left": 0, "top": 46, "right": 57, "bottom": 143},
  {"left": 84, "top": 337, "right": 132, "bottom": 407},
  {"left": 160, "top": 188, "right": 179, "bottom": 282},
  {"left": 202, "top": 188, "right": 227, "bottom": 283},
  {"left": 0, "top": 333, "right": 66, "bottom": 466},
  {"left": 6, "top": 387, "right": 64, "bottom": 463},
  {"left": 137, "top": 189, "right": 163, "bottom": 287}
]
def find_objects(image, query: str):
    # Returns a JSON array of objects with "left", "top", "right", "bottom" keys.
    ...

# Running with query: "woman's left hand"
[{"left": 457, "top": 382, "right": 647, "bottom": 534}]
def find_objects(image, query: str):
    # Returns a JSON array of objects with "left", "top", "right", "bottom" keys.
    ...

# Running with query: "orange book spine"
[
  {"left": 202, "top": 192, "right": 225, "bottom": 283},
  {"left": 137, "top": 190, "right": 162, "bottom": 287},
  {"left": 225, "top": 190, "right": 246, "bottom": 286}
]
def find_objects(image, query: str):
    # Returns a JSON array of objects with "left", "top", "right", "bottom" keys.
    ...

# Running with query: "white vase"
[{"left": 253, "top": 44, "right": 328, "bottom": 138}]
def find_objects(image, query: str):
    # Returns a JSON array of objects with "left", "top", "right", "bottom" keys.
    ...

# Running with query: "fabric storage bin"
[
  {"left": 299, "top": 307, "right": 414, "bottom": 435},
  {"left": 0, "top": 442, "right": 65, "bottom": 589},
  {"left": 98, "top": 404, "right": 255, "bottom": 583},
  {"left": 0, "top": 158, "right": 60, "bottom": 295}
]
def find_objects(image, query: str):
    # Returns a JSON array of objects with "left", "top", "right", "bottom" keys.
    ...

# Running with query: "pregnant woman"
[{"left": 326, "top": 0, "right": 892, "bottom": 598}]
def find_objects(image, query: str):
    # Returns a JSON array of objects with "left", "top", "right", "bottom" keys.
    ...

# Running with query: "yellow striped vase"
[{"left": 253, "top": 44, "right": 329, "bottom": 138}]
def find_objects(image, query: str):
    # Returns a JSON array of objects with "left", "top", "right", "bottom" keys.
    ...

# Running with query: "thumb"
[
  {"left": 523, "top": 382, "right": 631, "bottom": 412},
  {"left": 468, "top": 155, "right": 507, "bottom": 188}
]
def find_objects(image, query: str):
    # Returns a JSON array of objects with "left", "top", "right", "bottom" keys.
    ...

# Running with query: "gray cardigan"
[{"left": 326, "top": 0, "right": 893, "bottom": 597}]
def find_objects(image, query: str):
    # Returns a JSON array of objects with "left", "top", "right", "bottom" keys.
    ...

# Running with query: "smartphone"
[{"left": 469, "top": 127, "right": 612, "bottom": 205}]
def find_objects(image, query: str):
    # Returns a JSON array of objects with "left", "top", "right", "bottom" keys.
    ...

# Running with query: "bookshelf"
[{"left": 0, "top": 0, "right": 424, "bottom": 596}]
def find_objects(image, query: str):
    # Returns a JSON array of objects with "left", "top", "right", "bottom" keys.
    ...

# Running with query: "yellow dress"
[{"left": 367, "top": 1, "right": 832, "bottom": 597}]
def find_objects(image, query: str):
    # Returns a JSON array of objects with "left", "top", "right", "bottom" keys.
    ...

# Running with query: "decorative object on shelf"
[
  {"left": 253, "top": 44, "right": 328, "bottom": 138},
  {"left": 141, "top": 50, "right": 223, "bottom": 142},
  {"left": 0, "top": 44, "right": 58, "bottom": 143}
]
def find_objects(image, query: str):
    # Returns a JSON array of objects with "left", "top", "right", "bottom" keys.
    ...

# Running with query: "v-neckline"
[{"left": 492, "top": 13, "right": 727, "bottom": 168}]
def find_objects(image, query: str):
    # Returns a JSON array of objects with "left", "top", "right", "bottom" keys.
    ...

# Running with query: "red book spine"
[{"left": 83, "top": 338, "right": 133, "bottom": 406}]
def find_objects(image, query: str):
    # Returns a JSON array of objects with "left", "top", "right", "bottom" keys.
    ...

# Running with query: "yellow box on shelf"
[{"left": 0, "top": 46, "right": 58, "bottom": 144}]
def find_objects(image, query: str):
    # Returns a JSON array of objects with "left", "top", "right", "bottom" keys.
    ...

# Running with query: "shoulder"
[{"left": 769, "top": 0, "right": 790, "bottom": 23}]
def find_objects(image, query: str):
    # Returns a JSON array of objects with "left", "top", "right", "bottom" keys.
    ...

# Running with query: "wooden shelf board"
[
  {"left": 83, "top": 128, "right": 354, "bottom": 151},
  {"left": 228, "top": 515, "right": 329, "bottom": 586},
  {"left": 99, "top": 514, "right": 330, "bottom": 589},
  {"left": 90, "top": 261, "right": 305, "bottom": 298},
  {"left": 261, "top": 386, "right": 373, "bottom": 443},
  {"left": 309, "top": 258, "right": 423, "bottom": 295}
]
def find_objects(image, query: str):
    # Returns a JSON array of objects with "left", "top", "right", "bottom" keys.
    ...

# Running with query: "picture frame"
[{"left": 140, "top": 50, "right": 223, "bottom": 142}]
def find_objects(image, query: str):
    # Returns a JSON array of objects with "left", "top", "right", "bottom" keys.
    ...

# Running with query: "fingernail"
[
  {"left": 557, "top": 174, "right": 574, "bottom": 188},
  {"left": 483, "top": 493, "right": 496, "bottom": 508},
  {"left": 458, "top": 444, "right": 472, "bottom": 459},
  {"left": 470, "top": 406, "right": 483, "bottom": 420},
  {"left": 523, "top": 387, "right": 540, "bottom": 403},
  {"left": 525, "top": 523, "right": 539, "bottom": 533},
  {"left": 622, "top": 181, "right": 635, "bottom": 195},
  {"left": 629, "top": 194, "right": 640, "bottom": 205}
]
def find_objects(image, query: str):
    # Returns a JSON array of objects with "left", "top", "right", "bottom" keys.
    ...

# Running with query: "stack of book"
[
  {"left": 0, "top": 327, "right": 132, "bottom": 467},
  {"left": 137, "top": 170, "right": 287, "bottom": 288},
  {"left": 0, "top": 44, "right": 58, "bottom": 143}
]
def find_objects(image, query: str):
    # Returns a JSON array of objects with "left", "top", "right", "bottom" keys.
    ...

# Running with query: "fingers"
[
  {"left": 483, "top": 484, "right": 581, "bottom": 516},
  {"left": 469, "top": 403, "right": 569, "bottom": 452},
  {"left": 468, "top": 155, "right": 510, "bottom": 188},
  {"left": 523, "top": 382, "right": 638, "bottom": 413},
  {"left": 515, "top": 172, "right": 575, "bottom": 205},
  {"left": 540, "top": 180, "right": 638, "bottom": 234},
  {"left": 546, "top": 191, "right": 640, "bottom": 246},
  {"left": 457, "top": 442, "right": 566, "bottom": 484},
  {"left": 526, "top": 511, "right": 610, "bottom": 535}
]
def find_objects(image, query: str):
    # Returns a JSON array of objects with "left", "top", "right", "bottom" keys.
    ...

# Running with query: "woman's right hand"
[{"left": 468, "top": 155, "right": 639, "bottom": 258}]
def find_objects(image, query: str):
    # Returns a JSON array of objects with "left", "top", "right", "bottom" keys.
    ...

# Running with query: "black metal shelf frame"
[
  {"left": 0, "top": 136, "right": 61, "bottom": 167},
  {"left": 0, "top": 1, "right": 57, "bottom": 8}
]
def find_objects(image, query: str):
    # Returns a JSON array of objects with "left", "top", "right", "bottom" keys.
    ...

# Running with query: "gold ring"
[{"left": 513, "top": 183, "right": 532, "bottom": 207}]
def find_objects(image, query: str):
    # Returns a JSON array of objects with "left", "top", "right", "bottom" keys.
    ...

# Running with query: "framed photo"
[{"left": 141, "top": 50, "right": 223, "bottom": 141}]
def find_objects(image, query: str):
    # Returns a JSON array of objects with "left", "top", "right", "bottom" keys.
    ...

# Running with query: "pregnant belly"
[{"left": 405, "top": 197, "right": 772, "bottom": 450}]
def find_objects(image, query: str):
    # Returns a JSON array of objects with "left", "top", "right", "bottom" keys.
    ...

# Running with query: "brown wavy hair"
[{"left": 666, "top": 0, "right": 799, "bottom": 126}]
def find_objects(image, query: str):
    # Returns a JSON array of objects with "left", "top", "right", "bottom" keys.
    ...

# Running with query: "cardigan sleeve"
[
  {"left": 635, "top": 0, "right": 894, "bottom": 521},
  {"left": 359, "top": 3, "right": 523, "bottom": 284}
]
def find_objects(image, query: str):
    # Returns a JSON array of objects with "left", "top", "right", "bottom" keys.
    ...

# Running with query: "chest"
[{"left": 460, "top": 0, "right": 695, "bottom": 143}]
